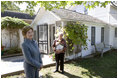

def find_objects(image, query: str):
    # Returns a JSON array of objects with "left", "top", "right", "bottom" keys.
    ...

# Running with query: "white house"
[
  {"left": 31, "top": 8, "right": 115, "bottom": 59},
  {"left": 68, "top": 1, "right": 117, "bottom": 49}
]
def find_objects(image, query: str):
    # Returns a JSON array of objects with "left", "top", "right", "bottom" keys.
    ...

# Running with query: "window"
[
  {"left": 91, "top": 27, "right": 95, "bottom": 45},
  {"left": 115, "top": 28, "right": 117, "bottom": 37},
  {"left": 101, "top": 27, "right": 104, "bottom": 42}
]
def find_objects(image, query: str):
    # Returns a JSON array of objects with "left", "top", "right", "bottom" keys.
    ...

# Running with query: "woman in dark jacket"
[{"left": 22, "top": 26, "right": 43, "bottom": 78}]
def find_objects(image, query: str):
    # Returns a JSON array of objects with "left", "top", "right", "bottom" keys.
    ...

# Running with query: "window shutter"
[{"left": 101, "top": 27, "right": 104, "bottom": 42}]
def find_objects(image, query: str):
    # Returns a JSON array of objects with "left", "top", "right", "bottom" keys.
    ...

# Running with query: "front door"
[
  {"left": 37, "top": 24, "right": 48, "bottom": 54},
  {"left": 49, "top": 24, "right": 55, "bottom": 53}
]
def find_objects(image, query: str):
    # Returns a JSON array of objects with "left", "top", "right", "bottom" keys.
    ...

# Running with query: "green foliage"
[
  {"left": 64, "top": 22, "right": 88, "bottom": 52},
  {"left": 1, "top": 1, "right": 111, "bottom": 15},
  {"left": 4, "top": 47, "right": 22, "bottom": 55},
  {"left": 49, "top": 52, "right": 55, "bottom": 61},
  {"left": 1, "top": 1, "right": 20, "bottom": 12},
  {"left": 1, "top": 16, "right": 29, "bottom": 29}
]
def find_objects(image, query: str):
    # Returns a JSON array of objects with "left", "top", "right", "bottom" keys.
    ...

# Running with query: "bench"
[{"left": 94, "top": 42, "right": 112, "bottom": 57}]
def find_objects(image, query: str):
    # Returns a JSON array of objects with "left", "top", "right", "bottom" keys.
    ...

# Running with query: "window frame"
[
  {"left": 101, "top": 27, "right": 104, "bottom": 42},
  {"left": 91, "top": 27, "right": 96, "bottom": 45}
]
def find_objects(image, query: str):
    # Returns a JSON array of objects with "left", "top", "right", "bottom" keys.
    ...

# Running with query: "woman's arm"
[
  {"left": 35, "top": 41, "right": 43, "bottom": 64},
  {"left": 22, "top": 43, "right": 41, "bottom": 69},
  {"left": 39, "top": 53, "right": 43, "bottom": 70},
  {"left": 39, "top": 53, "right": 43, "bottom": 64},
  {"left": 60, "top": 39, "right": 67, "bottom": 53},
  {"left": 52, "top": 40, "right": 56, "bottom": 52},
  {"left": 63, "top": 39, "right": 67, "bottom": 52}
]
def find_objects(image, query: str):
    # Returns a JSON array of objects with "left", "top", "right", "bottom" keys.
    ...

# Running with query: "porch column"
[
  {"left": 48, "top": 24, "right": 50, "bottom": 54},
  {"left": 109, "top": 26, "right": 114, "bottom": 46}
]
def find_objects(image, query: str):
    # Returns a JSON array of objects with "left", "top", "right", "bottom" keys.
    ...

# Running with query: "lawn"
[{"left": 2, "top": 49, "right": 117, "bottom": 78}]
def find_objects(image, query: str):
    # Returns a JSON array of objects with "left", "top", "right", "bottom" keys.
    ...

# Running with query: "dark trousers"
[{"left": 55, "top": 53, "right": 64, "bottom": 71}]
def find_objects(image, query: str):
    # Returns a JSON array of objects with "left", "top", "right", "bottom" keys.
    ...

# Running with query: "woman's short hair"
[
  {"left": 22, "top": 26, "right": 33, "bottom": 38},
  {"left": 58, "top": 32, "right": 63, "bottom": 37},
  {"left": 55, "top": 32, "right": 63, "bottom": 38}
]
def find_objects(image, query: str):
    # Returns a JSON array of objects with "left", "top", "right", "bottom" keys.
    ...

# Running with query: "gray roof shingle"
[
  {"left": 52, "top": 9, "right": 113, "bottom": 26},
  {"left": 1, "top": 10, "right": 36, "bottom": 20}
]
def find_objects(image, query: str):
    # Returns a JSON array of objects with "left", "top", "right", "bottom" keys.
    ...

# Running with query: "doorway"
[{"left": 37, "top": 24, "right": 48, "bottom": 54}]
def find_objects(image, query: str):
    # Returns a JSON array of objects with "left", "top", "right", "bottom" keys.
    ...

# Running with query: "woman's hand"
[
  {"left": 56, "top": 41, "right": 60, "bottom": 46},
  {"left": 40, "top": 64, "right": 43, "bottom": 69},
  {"left": 39, "top": 64, "right": 43, "bottom": 71}
]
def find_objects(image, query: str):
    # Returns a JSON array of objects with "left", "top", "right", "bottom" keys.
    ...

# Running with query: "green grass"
[
  {"left": 2, "top": 49, "right": 117, "bottom": 78},
  {"left": 41, "top": 49, "right": 117, "bottom": 78}
]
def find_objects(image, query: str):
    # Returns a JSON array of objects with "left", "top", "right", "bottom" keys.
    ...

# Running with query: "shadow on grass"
[
  {"left": 42, "top": 71, "right": 81, "bottom": 78},
  {"left": 42, "top": 72, "right": 53, "bottom": 78},
  {"left": 59, "top": 71, "right": 81, "bottom": 78},
  {"left": 70, "top": 50, "right": 117, "bottom": 78}
]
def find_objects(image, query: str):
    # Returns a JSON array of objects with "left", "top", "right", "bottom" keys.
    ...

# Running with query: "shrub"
[
  {"left": 4, "top": 47, "right": 22, "bottom": 55},
  {"left": 1, "top": 16, "right": 29, "bottom": 29}
]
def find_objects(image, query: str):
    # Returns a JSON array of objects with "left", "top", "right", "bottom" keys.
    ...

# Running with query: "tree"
[
  {"left": 1, "top": 1, "right": 111, "bottom": 15},
  {"left": 1, "top": 16, "right": 29, "bottom": 29},
  {"left": 1, "top": 1, "right": 20, "bottom": 12}
]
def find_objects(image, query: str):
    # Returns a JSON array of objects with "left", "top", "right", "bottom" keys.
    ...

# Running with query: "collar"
[{"left": 24, "top": 38, "right": 35, "bottom": 43}]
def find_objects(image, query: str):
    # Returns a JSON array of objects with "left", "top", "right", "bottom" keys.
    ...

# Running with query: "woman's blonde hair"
[{"left": 22, "top": 26, "right": 33, "bottom": 38}]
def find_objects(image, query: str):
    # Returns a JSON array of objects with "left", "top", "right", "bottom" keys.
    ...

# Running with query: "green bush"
[
  {"left": 49, "top": 52, "right": 55, "bottom": 61},
  {"left": 4, "top": 47, "right": 22, "bottom": 55},
  {"left": 1, "top": 16, "right": 29, "bottom": 29},
  {"left": 64, "top": 22, "right": 88, "bottom": 50}
]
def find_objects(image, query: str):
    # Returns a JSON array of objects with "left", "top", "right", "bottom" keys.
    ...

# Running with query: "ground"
[{"left": 3, "top": 49, "right": 117, "bottom": 78}]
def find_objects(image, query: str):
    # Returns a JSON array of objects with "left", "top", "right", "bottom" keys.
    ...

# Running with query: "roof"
[
  {"left": 1, "top": 10, "right": 36, "bottom": 20},
  {"left": 111, "top": 1, "right": 117, "bottom": 7},
  {"left": 52, "top": 8, "right": 114, "bottom": 26}
]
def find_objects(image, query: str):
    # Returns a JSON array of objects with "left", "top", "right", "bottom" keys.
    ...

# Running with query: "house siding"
[
  {"left": 109, "top": 26, "right": 116, "bottom": 47},
  {"left": 81, "top": 26, "right": 93, "bottom": 57},
  {"left": 109, "top": 6, "right": 117, "bottom": 24},
  {"left": 81, "top": 25, "right": 104, "bottom": 57},
  {"left": 1, "top": 29, "right": 23, "bottom": 49},
  {"left": 69, "top": 4, "right": 117, "bottom": 49},
  {"left": 113, "top": 28, "right": 117, "bottom": 49}
]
